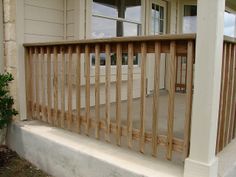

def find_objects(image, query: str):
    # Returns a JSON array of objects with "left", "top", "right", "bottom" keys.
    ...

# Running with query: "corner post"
[{"left": 184, "top": 0, "right": 225, "bottom": 177}]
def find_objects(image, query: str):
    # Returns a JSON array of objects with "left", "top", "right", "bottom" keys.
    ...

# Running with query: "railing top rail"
[
  {"left": 224, "top": 36, "right": 236, "bottom": 44},
  {"left": 23, "top": 34, "right": 196, "bottom": 47}
]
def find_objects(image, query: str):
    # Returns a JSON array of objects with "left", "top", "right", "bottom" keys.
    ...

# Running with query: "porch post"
[{"left": 184, "top": 0, "right": 225, "bottom": 177}]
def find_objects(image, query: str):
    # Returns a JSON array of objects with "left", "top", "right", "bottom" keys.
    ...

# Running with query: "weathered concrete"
[
  {"left": 218, "top": 139, "right": 236, "bottom": 177},
  {"left": 7, "top": 121, "right": 184, "bottom": 177}
]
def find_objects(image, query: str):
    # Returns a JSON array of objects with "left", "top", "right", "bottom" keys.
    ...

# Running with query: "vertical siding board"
[
  {"left": 140, "top": 42, "right": 147, "bottom": 153},
  {"left": 152, "top": 42, "right": 161, "bottom": 157}
]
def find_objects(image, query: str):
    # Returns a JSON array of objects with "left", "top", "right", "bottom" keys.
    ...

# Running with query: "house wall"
[
  {"left": 66, "top": 0, "right": 75, "bottom": 40},
  {"left": 24, "top": 0, "right": 65, "bottom": 42}
]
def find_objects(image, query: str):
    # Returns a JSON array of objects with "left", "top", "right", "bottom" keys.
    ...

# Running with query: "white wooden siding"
[
  {"left": 66, "top": 0, "right": 75, "bottom": 39},
  {"left": 24, "top": 0, "right": 64, "bottom": 42}
]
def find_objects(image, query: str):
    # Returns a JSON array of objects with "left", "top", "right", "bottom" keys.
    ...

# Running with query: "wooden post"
[
  {"left": 47, "top": 47, "right": 52, "bottom": 124},
  {"left": 105, "top": 44, "right": 111, "bottom": 142},
  {"left": 53, "top": 46, "right": 58, "bottom": 126},
  {"left": 95, "top": 44, "right": 100, "bottom": 139},
  {"left": 116, "top": 43, "right": 122, "bottom": 146},
  {"left": 85, "top": 45, "right": 90, "bottom": 135},
  {"left": 167, "top": 41, "right": 176, "bottom": 160},
  {"left": 152, "top": 42, "right": 161, "bottom": 157},
  {"left": 127, "top": 43, "right": 133, "bottom": 148},
  {"left": 67, "top": 46, "right": 73, "bottom": 130},
  {"left": 183, "top": 41, "right": 194, "bottom": 158},
  {"left": 140, "top": 42, "right": 147, "bottom": 153},
  {"left": 76, "top": 46, "right": 81, "bottom": 133}
]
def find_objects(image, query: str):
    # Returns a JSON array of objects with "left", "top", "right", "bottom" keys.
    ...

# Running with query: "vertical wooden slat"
[
  {"left": 40, "top": 47, "right": 46, "bottom": 121},
  {"left": 218, "top": 43, "right": 229, "bottom": 151},
  {"left": 60, "top": 46, "right": 65, "bottom": 128},
  {"left": 53, "top": 46, "right": 58, "bottom": 126},
  {"left": 152, "top": 42, "right": 161, "bottom": 157},
  {"left": 46, "top": 47, "right": 52, "bottom": 123},
  {"left": 228, "top": 44, "right": 236, "bottom": 141},
  {"left": 27, "top": 47, "right": 33, "bottom": 119},
  {"left": 35, "top": 47, "right": 39, "bottom": 119},
  {"left": 67, "top": 46, "right": 73, "bottom": 130},
  {"left": 95, "top": 44, "right": 100, "bottom": 139},
  {"left": 127, "top": 43, "right": 133, "bottom": 148},
  {"left": 225, "top": 44, "right": 234, "bottom": 144},
  {"left": 85, "top": 45, "right": 90, "bottom": 135},
  {"left": 183, "top": 41, "right": 194, "bottom": 158},
  {"left": 76, "top": 46, "right": 81, "bottom": 133},
  {"left": 140, "top": 42, "right": 147, "bottom": 153},
  {"left": 116, "top": 43, "right": 122, "bottom": 146},
  {"left": 167, "top": 41, "right": 176, "bottom": 160},
  {"left": 223, "top": 43, "right": 231, "bottom": 147},
  {"left": 105, "top": 44, "right": 111, "bottom": 142}
]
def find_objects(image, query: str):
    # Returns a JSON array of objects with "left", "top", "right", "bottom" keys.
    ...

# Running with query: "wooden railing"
[
  {"left": 216, "top": 36, "right": 236, "bottom": 153},
  {"left": 24, "top": 34, "right": 195, "bottom": 161}
]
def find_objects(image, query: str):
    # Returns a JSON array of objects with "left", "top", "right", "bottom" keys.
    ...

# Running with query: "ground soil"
[{"left": 0, "top": 145, "right": 52, "bottom": 177}]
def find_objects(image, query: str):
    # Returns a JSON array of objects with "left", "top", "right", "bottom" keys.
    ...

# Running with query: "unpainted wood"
[{"left": 152, "top": 42, "right": 161, "bottom": 157}]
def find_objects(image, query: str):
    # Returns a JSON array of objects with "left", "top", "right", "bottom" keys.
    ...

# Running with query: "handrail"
[{"left": 23, "top": 33, "right": 196, "bottom": 47}]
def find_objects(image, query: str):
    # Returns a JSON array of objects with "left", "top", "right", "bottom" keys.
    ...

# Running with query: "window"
[
  {"left": 91, "top": 0, "right": 142, "bottom": 66},
  {"left": 182, "top": 5, "right": 236, "bottom": 37},
  {"left": 92, "top": 0, "right": 142, "bottom": 38},
  {"left": 224, "top": 11, "right": 236, "bottom": 37},
  {"left": 151, "top": 3, "right": 165, "bottom": 35},
  {"left": 182, "top": 5, "right": 197, "bottom": 33}
]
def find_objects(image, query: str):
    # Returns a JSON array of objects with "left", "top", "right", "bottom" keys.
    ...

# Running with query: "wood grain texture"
[
  {"left": 127, "top": 43, "right": 134, "bottom": 148},
  {"left": 76, "top": 46, "right": 81, "bottom": 133},
  {"left": 46, "top": 47, "right": 52, "bottom": 123},
  {"left": 140, "top": 42, "right": 147, "bottom": 153},
  {"left": 85, "top": 45, "right": 91, "bottom": 135},
  {"left": 67, "top": 46, "right": 73, "bottom": 130},
  {"left": 53, "top": 46, "right": 58, "bottom": 126},
  {"left": 116, "top": 43, "right": 122, "bottom": 146},
  {"left": 152, "top": 42, "right": 161, "bottom": 157},
  {"left": 167, "top": 41, "right": 176, "bottom": 160},
  {"left": 60, "top": 46, "right": 65, "bottom": 128},
  {"left": 183, "top": 41, "right": 194, "bottom": 158},
  {"left": 105, "top": 44, "right": 111, "bottom": 142},
  {"left": 95, "top": 44, "right": 100, "bottom": 139}
]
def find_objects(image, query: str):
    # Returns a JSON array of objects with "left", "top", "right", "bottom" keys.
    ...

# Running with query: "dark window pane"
[
  {"left": 160, "top": 6, "right": 164, "bottom": 19},
  {"left": 184, "top": 5, "right": 197, "bottom": 16}
]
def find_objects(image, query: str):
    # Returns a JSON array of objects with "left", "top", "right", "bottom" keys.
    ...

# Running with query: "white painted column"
[{"left": 184, "top": 0, "right": 225, "bottom": 177}]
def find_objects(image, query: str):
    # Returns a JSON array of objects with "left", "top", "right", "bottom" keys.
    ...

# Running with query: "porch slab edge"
[{"left": 6, "top": 120, "right": 183, "bottom": 177}]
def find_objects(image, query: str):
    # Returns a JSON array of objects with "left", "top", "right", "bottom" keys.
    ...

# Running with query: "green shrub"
[{"left": 0, "top": 73, "right": 18, "bottom": 129}]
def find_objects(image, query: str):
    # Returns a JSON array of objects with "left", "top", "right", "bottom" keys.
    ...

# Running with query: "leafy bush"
[{"left": 0, "top": 73, "right": 18, "bottom": 129}]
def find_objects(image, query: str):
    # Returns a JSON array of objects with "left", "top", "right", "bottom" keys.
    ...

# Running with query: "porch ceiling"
[{"left": 227, "top": 0, "right": 236, "bottom": 10}]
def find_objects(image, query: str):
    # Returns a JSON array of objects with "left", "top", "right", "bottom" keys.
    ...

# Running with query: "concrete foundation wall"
[{"left": 7, "top": 121, "right": 184, "bottom": 177}]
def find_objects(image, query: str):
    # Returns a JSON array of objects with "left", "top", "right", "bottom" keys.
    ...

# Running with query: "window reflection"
[
  {"left": 151, "top": 3, "right": 165, "bottom": 35},
  {"left": 91, "top": 0, "right": 141, "bottom": 66}
]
